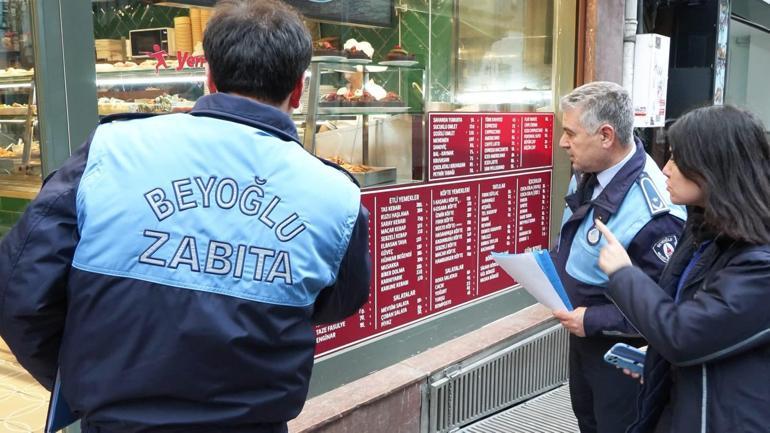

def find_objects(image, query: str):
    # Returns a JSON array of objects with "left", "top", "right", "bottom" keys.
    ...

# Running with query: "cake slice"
[{"left": 386, "top": 45, "right": 415, "bottom": 61}]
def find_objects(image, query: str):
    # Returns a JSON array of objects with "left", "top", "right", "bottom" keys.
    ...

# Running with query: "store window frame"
[{"left": 31, "top": 0, "right": 97, "bottom": 177}]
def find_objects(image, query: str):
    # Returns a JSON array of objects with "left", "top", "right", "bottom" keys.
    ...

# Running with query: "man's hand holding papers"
[{"left": 490, "top": 250, "right": 573, "bottom": 311}]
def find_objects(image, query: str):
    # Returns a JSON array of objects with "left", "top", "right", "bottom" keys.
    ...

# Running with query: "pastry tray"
[
  {"left": 351, "top": 166, "right": 396, "bottom": 187},
  {"left": 317, "top": 106, "right": 410, "bottom": 115}
]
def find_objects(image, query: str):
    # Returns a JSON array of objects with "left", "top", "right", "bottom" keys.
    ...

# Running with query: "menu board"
[
  {"left": 429, "top": 113, "right": 553, "bottom": 180},
  {"left": 315, "top": 170, "right": 552, "bottom": 356},
  {"left": 374, "top": 189, "right": 432, "bottom": 331},
  {"left": 477, "top": 178, "right": 517, "bottom": 297},
  {"left": 515, "top": 171, "right": 552, "bottom": 252},
  {"left": 314, "top": 194, "right": 378, "bottom": 355},
  {"left": 430, "top": 185, "right": 476, "bottom": 312}
]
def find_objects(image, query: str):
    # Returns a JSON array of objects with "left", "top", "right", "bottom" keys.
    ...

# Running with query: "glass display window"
[
  {"left": 451, "top": 0, "right": 554, "bottom": 111},
  {"left": 92, "top": 1, "right": 204, "bottom": 115},
  {"left": 90, "top": 0, "right": 427, "bottom": 188},
  {"left": 0, "top": 0, "right": 40, "bottom": 235}
]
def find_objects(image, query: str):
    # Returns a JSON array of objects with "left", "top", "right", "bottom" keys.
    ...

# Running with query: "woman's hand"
[
  {"left": 621, "top": 368, "right": 643, "bottom": 383},
  {"left": 595, "top": 219, "right": 632, "bottom": 275}
]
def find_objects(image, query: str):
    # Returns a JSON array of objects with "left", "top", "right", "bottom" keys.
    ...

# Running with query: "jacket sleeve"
[
  {"left": 312, "top": 203, "right": 371, "bottom": 325},
  {"left": 583, "top": 214, "right": 684, "bottom": 337},
  {"left": 0, "top": 139, "right": 91, "bottom": 390},
  {"left": 606, "top": 249, "right": 770, "bottom": 367}
]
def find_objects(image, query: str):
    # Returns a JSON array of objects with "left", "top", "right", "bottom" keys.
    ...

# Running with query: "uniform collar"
[
  {"left": 190, "top": 93, "right": 301, "bottom": 145},
  {"left": 595, "top": 144, "right": 635, "bottom": 193},
  {"left": 564, "top": 137, "right": 647, "bottom": 223},
  {"left": 590, "top": 137, "right": 647, "bottom": 216}
]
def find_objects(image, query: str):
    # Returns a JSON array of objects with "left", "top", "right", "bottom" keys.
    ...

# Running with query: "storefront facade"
[
  {"left": 725, "top": 0, "right": 770, "bottom": 129},
  {"left": 1, "top": 1, "right": 578, "bottom": 430}
]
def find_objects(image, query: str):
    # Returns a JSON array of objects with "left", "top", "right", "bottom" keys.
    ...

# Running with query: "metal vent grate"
[
  {"left": 459, "top": 385, "right": 577, "bottom": 433},
  {"left": 427, "top": 325, "right": 569, "bottom": 433}
]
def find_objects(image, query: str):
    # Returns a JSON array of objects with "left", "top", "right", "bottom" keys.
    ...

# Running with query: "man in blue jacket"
[
  {"left": 0, "top": 1, "right": 370, "bottom": 432},
  {"left": 551, "top": 81, "right": 685, "bottom": 433}
]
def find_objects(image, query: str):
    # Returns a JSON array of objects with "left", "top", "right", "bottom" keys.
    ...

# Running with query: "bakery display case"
[
  {"left": 87, "top": 0, "right": 429, "bottom": 189},
  {"left": 95, "top": 63, "right": 202, "bottom": 115},
  {"left": 0, "top": 0, "right": 40, "bottom": 200},
  {"left": 0, "top": 68, "right": 37, "bottom": 186},
  {"left": 89, "top": 54, "right": 426, "bottom": 188},
  {"left": 298, "top": 59, "right": 425, "bottom": 187}
]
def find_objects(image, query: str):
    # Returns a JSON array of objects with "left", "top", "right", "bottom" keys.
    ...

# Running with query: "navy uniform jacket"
[
  {"left": 0, "top": 93, "right": 370, "bottom": 433},
  {"left": 608, "top": 232, "right": 770, "bottom": 433},
  {"left": 554, "top": 141, "right": 686, "bottom": 337}
]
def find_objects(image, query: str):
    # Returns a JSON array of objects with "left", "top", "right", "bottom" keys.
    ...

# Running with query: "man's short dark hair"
[{"left": 203, "top": 0, "right": 312, "bottom": 103}]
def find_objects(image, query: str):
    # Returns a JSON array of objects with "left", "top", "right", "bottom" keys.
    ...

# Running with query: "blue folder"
[
  {"left": 45, "top": 370, "right": 79, "bottom": 433},
  {"left": 530, "top": 250, "right": 574, "bottom": 311}
]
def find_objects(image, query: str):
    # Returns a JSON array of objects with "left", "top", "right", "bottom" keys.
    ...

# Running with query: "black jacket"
[{"left": 607, "top": 231, "right": 770, "bottom": 433}]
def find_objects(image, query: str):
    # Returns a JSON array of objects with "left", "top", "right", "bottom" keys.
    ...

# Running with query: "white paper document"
[{"left": 491, "top": 250, "right": 573, "bottom": 311}]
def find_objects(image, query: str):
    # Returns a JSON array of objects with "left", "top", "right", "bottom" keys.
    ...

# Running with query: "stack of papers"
[{"left": 491, "top": 250, "right": 573, "bottom": 311}]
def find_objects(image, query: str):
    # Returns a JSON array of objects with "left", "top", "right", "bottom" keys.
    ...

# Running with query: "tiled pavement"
[{"left": 0, "top": 342, "right": 48, "bottom": 433}]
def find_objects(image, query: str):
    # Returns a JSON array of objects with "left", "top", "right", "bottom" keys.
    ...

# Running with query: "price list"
[
  {"left": 515, "top": 172, "right": 552, "bottom": 252},
  {"left": 429, "top": 113, "right": 554, "bottom": 181},
  {"left": 481, "top": 115, "right": 510, "bottom": 172},
  {"left": 431, "top": 185, "right": 477, "bottom": 312},
  {"left": 520, "top": 114, "right": 553, "bottom": 168},
  {"left": 477, "top": 178, "right": 517, "bottom": 296},
  {"left": 429, "top": 114, "right": 479, "bottom": 178},
  {"left": 374, "top": 189, "right": 431, "bottom": 331},
  {"left": 314, "top": 194, "right": 377, "bottom": 355}
]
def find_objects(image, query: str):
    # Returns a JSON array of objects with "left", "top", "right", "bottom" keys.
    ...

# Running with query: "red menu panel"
[
  {"left": 374, "top": 189, "right": 431, "bottom": 331},
  {"left": 481, "top": 115, "right": 511, "bottom": 172},
  {"left": 515, "top": 171, "right": 552, "bottom": 253},
  {"left": 429, "top": 113, "right": 554, "bottom": 181},
  {"left": 314, "top": 194, "right": 377, "bottom": 355},
  {"left": 315, "top": 170, "right": 552, "bottom": 357},
  {"left": 520, "top": 114, "right": 554, "bottom": 168},
  {"left": 429, "top": 114, "right": 478, "bottom": 178},
  {"left": 430, "top": 184, "right": 477, "bottom": 312},
  {"left": 477, "top": 178, "right": 517, "bottom": 296}
]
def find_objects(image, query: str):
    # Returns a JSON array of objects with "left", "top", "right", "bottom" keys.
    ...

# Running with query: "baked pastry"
[
  {"left": 350, "top": 91, "right": 376, "bottom": 107},
  {"left": 312, "top": 37, "right": 343, "bottom": 57},
  {"left": 326, "top": 156, "right": 373, "bottom": 173},
  {"left": 380, "top": 92, "right": 403, "bottom": 107},
  {"left": 343, "top": 39, "right": 373, "bottom": 61},
  {"left": 345, "top": 46, "right": 370, "bottom": 60},
  {"left": 386, "top": 45, "right": 415, "bottom": 61}
]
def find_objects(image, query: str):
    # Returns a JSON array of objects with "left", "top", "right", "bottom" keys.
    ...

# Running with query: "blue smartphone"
[{"left": 603, "top": 343, "right": 646, "bottom": 375}]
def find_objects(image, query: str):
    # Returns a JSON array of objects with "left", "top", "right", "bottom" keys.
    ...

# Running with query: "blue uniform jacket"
[
  {"left": 554, "top": 141, "right": 685, "bottom": 337},
  {"left": 0, "top": 93, "right": 371, "bottom": 433},
  {"left": 608, "top": 232, "right": 770, "bottom": 433}
]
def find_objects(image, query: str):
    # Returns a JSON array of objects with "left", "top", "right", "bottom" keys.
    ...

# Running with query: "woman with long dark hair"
[{"left": 595, "top": 104, "right": 770, "bottom": 433}]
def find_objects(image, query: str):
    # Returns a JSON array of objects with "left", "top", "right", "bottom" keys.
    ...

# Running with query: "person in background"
[
  {"left": 551, "top": 81, "right": 686, "bottom": 433},
  {"left": 596, "top": 104, "right": 770, "bottom": 433},
  {"left": 0, "top": 1, "right": 370, "bottom": 432}
]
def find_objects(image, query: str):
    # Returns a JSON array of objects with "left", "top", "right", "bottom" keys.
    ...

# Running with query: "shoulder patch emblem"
[
  {"left": 653, "top": 234, "right": 678, "bottom": 263},
  {"left": 637, "top": 172, "right": 669, "bottom": 216}
]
